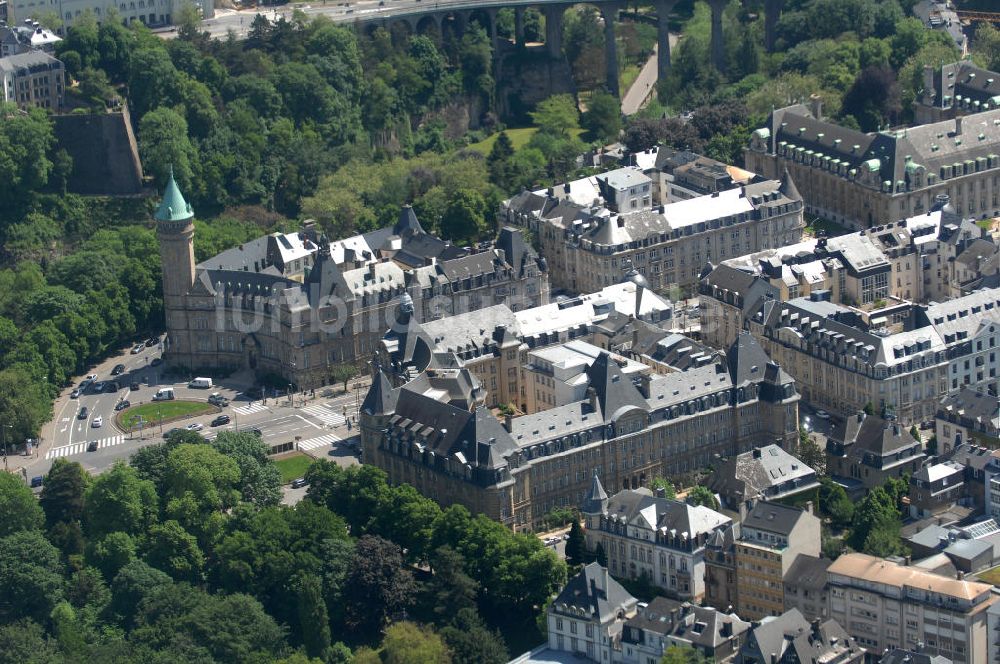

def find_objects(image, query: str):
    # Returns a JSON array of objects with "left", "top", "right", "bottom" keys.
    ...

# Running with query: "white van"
[
  {"left": 153, "top": 387, "right": 175, "bottom": 401},
  {"left": 189, "top": 377, "right": 213, "bottom": 389}
]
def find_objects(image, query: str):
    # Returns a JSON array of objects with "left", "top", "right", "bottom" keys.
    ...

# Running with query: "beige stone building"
[
  {"left": 914, "top": 62, "right": 1000, "bottom": 126},
  {"left": 731, "top": 501, "right": 821, "bottom": 621},
  {"left": 746, "top": 102, "right": 1000, "bottom": 229},
  {"left": 827, "top": 553, "right": 997, "bottom": 663},
  {"left": 156, "top": 177, "right": 548, "bottom": 388},
  {"left": 501, "top": 169, "right": 804, "bottom": 297},
  {"left": 361, "top": 327, "right": 799, "bottom": 531}
]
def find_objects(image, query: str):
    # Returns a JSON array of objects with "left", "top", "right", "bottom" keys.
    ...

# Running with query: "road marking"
[
  {"left": 297, "top": 433, "right": 340, "bottom": 451},
  {"left": 46, "top": 435, "right": 127, "bottom": 459},
  {"left": 233, "top": 403, "right": 268, "bottom": 415},
  {"left": 301, "top": 404, "right": 346, "bottom": 427},
  {"left": 294, "top": 414, "right": 322, "bottom": 430}
]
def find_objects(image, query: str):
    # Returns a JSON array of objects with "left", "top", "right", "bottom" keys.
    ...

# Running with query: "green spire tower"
[{"left": 156, "top": 169, "right": 196, "bottom": 365}]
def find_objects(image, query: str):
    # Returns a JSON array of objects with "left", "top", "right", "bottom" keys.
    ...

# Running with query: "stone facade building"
[
  {"left": 581, "top": 480, "right": 732, "bottom": 601},
  {"left": 156, "top": 177, "right": 547, "bottom": 388},
  {"left": 621, "top": 597, "right": 750, "bottom": 664},
  {"left": 501, "top": 168, "right": 804, "bottom": 296},
  {"left": 736, "top": 608, "right": 864, "bottom": 664},
  {"left": 360, "top": 329, "right": 799, "bottom": 531},
  {"left": 825, "top": 411, "right": 926, "bottom": 493},
  {"left": 708, "top": 442, "right": 819, "bottom": 509},
  {"left": 0, "top": 49, "right": 61, "bottom": 110},
  {"left": 746, "top": 102, "right": 1000, "bottom": 229},
  {"left": 914, "top": 61, "right": 1000, "bottom": 126},
  {"left": 9, "top": 0, "right": 212, "bottom": 31},
  {"left": 827, "top": 553, "right": 997, "bottom": 663}
]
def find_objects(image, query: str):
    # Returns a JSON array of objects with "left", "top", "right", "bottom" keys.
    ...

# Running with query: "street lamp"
[{"left": 1, "top": 425, "right": 10, "bottom": 471}]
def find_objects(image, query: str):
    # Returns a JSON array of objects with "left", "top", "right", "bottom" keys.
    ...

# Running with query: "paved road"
[
  {"left": 620, "top": 33, "right": 680, "bottom": 116},
  {"left": 16, "top": 339, "right": 368, "bottom": 481}
]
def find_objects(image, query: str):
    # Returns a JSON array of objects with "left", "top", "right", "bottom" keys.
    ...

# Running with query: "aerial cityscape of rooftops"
[{"left": 4, "top": 0, "right": 1000, "bottom": 662}]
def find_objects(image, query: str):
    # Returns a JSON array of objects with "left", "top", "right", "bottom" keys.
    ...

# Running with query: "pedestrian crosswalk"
[
  {"left": 297, "top": 433, "right": 340, "bottom": 451},
  {"left": 302, "top": 404, "right": 347, "bottom": 427},
  {"left": 233, "top": 402, "right": 268, "bottom": 416},
  {"left": 46, "top": 435, "right": 126, "bottom": 459}
]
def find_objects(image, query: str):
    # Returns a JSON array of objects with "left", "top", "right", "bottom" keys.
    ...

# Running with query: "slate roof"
[
  {"left": 829, "top": 412, "right": 920, "bottom": 459},
  {"left": 879, "top": 647, "right": 952, "bottom": 664},
  {"left": 726, "top": 332, "right": 773, "bottom": 387},
  {"left": 709, "top": 445, "right": 818, "bottom": 505},
  {"left": 550, "top": 563, "right": 637, "bottom": 625},
  {"left": 784, "top": 555, "right": 832, "bottom": 593},
  {"left": 743, "top": 609, "right": 859, "bottom": 664},
  {"left": 742, "top": 501, "right": 811, "bottom": 537},
  {"left": 603, "top": 488, "right": 731, "bottom": 541},
  {"left": 581, "top": 472, "right": 609, "bottom": 515},
  {"left": 624, "top": 596, "right": 750, "bottom": 649},
  {"left": 938, "top": 388, "right": 1000, "bottom": 433},
  {"left": 585, "top": 352, "right": 650, "bottom": 420},
  {"left": 361, "top": 370, "right": 397, "bottom": 416}
]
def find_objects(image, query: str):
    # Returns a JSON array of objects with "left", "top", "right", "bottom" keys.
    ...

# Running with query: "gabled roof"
[
  {"left": 550, "top": 563, "right": 637, "bottom": 625},
  {"left": 304, "top": 241, "right": 351, "bottom": 301},
  {"left": 604, "top": 488, "right": 731, "bottom": 540},
  {"left": 585, "top": 352, "right": 649, "bottom": 420},
  {"left": 394, "top": 204, "right": 424, "bottom": 236},
  {"left": 726, "top": 333, "right": 771, "bottom": 387}
]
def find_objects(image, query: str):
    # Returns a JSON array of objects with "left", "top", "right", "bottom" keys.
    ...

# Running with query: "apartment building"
[
  {"left": 732, "top": 501, "right": 822, "bottom": 621},
  {"left": 0, "top": 49, "right": 61, "bottom": 110},
  {"left": 708, "top": 443, "right": 820, "bottom": 509},
  {"left": 621, "top": 597, "right": 750, "bottom": 664},
  {"left": 699, "top": 267, "right": 1000, "bottom": 425},
  {"left": 581, "top": 481, "right": 732, "bottom": 601},
  {"left": 362, "top": 328, "right": 799, "bottom": 530},
  {"left": 8, "top": 0, "right": 212, "bottom": 31},
  {"left": 783, "top": 555, "right": 832, "bottom": 621},
  {"left": 745, "top": 102, "right": 1000, "bottom": 230},
  {"left": 826, "top": 412, "right": 926, "bottom": 493},
  {"left": 546, "top": 562, "right": 639, "bottom": 664},
  {"left": 501, "top": 166, "right": 804, "bottom": 296},
  {"left": 736, "top": 608, "right": 864, "bottom": 664},
  {"left": 826, "top": 553, "right": 996, "bottom": 663},
  {"left": 699, "top": 197, "right": 999, "bottom": 351},
  {"left": 936, "top": 388, "right": 1000, "bottom": 453}
]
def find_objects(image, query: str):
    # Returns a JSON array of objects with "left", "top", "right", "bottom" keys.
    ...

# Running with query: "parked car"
[
  {"left": 150, "top": 358, "right": 162, "bottom": 367},
  {"left": 70, "top": 389, "right": 80, "bottom": 399},
  {"left": 103, "top": 382, "right": 119, "bottom": 394},
  {"left": 91, "top": 416, "right": 103, "bottom": 428},
  {"left": 87, "top": 441, "right": 99, "bottom": 452},
  {"left": 78, "top": 407, "right": 89, "bottom": 420},
  {"left": 291, "top": 477, "right": 309, "bottom": 489},
  {"left": 115, "top": 400, "right": 130, "bottom": 411},
  {"left": 131, "top": 344, "right": 144, "bottom": 354},
  {"left": 130, "top": 382, "right": 140, "bottom": 391},
  {"left": 185, "top": 423, "right": 204, "bottom": 432},
  {"left": 208, "top": 393, "right": 228, "bottom": 407},
  {"left": 145, "top": 337, "right": 159, "bottom": 347},
  {"left": 815, "top": 409, "right": 831, "bottom": 420},
  {"left": 30, "top": 476, "right": 44, "bottom": 488},
  {"left": 85, "top": 374, "right": 98, "bottom": 382},
  {"left": 211, "top": 415, "right": 231, "bottom": 427},
  {"left": 111, "top": 364, "right": 126, "bottom": 375},
  {"left": 91, "top": 381, "right": 106, "bottom": 393}
]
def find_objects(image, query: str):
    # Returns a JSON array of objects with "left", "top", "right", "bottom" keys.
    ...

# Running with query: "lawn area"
[
  {"left": 620, "top": 63, "right": 641, "bottom": 95},
  {"left": 119, "top": 400, "right": 215, "bottom": 429},
  {"left": 469, "top": 127, "right": 587, "bottom": 155},
  {"left": 804, "top": 216, "right": 852, "bottom": 238},
  {"left": 978, "top": 219, "right": 994, "bottom": 231},
  {"left": 977, "top": 566, "right": 1000, "bottom": 587},
  {"left": 274, "top": 453, "right": 314, "bottom": 483}
]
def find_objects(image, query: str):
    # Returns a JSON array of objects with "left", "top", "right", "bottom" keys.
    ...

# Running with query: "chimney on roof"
[
  {"left": 809, "top": 94, "right": 823, "bottom": 120},
  {"left": 752, "top": 447, "right": 762, "bottom": 459},
  {"left": 805, "top": 500, "right": 814, "bottom": 515},
  {"left": 504, "top": 413, "right": 513, "bottom": 432},
  {"left": 810, "top": 617, "right": 822, "bottom": 641},
  {"left": 958, "top": 571, "right": 965, "bottom": 580},
  {"left": 601, "top": 566, "right": 609, "bottom": 593},
  {"left": 587, "top": 386, "right": 598, "bottom": 414}
]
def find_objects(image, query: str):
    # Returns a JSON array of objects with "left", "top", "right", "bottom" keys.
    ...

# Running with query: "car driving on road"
[
  {"left": 91, "top": 416, "right": 103, "bottom": 428},
  {"left": 186, "top": 423, "right": 204, "bottom": 432},
  {"left": 87, "top": 441, "right": 98, "bottom": 452},
  {"left": 211, "top": 415, "right": 231, "bottom": 427},
  {"left": 132, "top": 344, "right": 145, "bottom": 354},
  {"left": 70, "top": 389, "right": 80, "bottom": 399},
  {"left": 78, "top": 407, "right": 88, "bottom": 420},
  {"left": 111, "top": 364, "right": 126, "bottom": 375},
  {"left": 115, "top": 400, "right": 130, "bottom": 411}
]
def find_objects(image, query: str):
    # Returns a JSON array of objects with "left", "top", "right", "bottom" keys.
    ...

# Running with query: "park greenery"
[{"left": 0, "top": 431, "right": 565, "bottom": 662}]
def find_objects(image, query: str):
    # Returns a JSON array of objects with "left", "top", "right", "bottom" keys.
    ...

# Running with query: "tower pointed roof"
[
  {"left": 779, "top": 167, "right": 801, "bottom": 202},
  {"left": 154, "top": 168, "right": 194, "bottom": 222},
  {"left": 581, "top": 471, "right": 609, "bottom": 515},
  {"left": 361, "top": 369, "right": 397, "bottom": 416},
  {"left": 585, "top": 352, "right": 649, "bottom": 418},
  {"left": 394, "top": 204, "right": 424, "bottom": 236}
]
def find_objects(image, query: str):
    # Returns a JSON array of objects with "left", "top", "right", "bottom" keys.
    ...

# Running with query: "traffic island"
[{"left": 116, "top": 400, "right": 217, "bottom": 432}]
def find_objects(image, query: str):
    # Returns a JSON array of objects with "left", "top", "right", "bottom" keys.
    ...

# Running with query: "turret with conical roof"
[
  {"left": 156, "top": 168, "right": 197, "bottom": 367},
  {"left": 581, "top": 471, "right": 609, "bottom": 530},
  {"left": 154, "top": 168, "right": 195, "bottom": 223},
  {"left": 779, "top": 166, "right": 801, "bottom": 203}
]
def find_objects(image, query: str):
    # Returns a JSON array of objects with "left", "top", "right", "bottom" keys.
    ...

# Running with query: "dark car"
[
  {"left": 130, "top": 382, "right": 140, "bottom": 391},
  {"left": 111, "top": 364, "right": 126, "bottom": 375},
  {"left": 145, "top": 337, "right": 159, "bottom": 347},
  {"left": 87, "top": 441, "right": 99, "bottom": 452},
  {"left": 77, "top": 406, "right": 89, "bottom": 420},
  {"left": 211, "top": 415, "right": 231, "bottom": 427},
  {"left": 291, "top": 477, "right": 309, "bottom": 489},
  {"left": 238, "top": 427, "right": 263, "bottom": 437},
  {"left": 115, "top": 400, "right": 130, "bottom": 411},
  {"left": 30, "top": 476, "right": 43, "bottom": 488},
  {"left": 150, "top": 358, "right": 162, "bottom": 367}
]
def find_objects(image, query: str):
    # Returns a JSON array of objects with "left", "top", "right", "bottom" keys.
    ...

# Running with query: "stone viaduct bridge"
[{"left": 350, "top": 0, "right": 786, "bottom": 98}]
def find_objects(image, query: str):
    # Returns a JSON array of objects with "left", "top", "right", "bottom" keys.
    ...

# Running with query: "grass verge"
[
  {"left": 274, "top": 453, "right": 314, "bottom": 483},
  {"left": 119, "top": 400, "right": 215, "bottom": 430},
  {"left": 469, "top": 127, "right": 586, "bottom": 155}
]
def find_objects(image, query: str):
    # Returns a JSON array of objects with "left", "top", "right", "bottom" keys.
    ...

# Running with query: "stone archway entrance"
[{"left": 243, "top": 334, "right": 261, "bottom": 370}]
